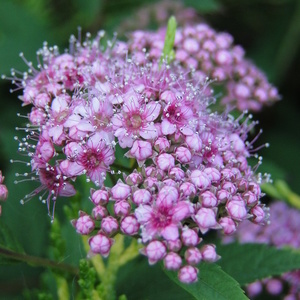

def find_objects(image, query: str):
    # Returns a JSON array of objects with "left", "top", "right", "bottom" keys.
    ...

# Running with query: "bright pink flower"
[
  {"left": 61, "top": 132, "right": 115, "bottom": 186},
  {"left": 112, "top": 94, "right": 160, "bottom": 148}
]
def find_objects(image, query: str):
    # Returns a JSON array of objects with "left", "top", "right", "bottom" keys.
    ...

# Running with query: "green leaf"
[
  {"left": 0, "top": 219, "right": 24, "bottom": 264},
  {"left": 164, "top": 262, "right": 248, "bottom": 300},
  {"left": 217, "top": 242, "right": 300, "bottom": 285},
  {"left": 160, "top": 16, "right": 177, "bottom": 64}
]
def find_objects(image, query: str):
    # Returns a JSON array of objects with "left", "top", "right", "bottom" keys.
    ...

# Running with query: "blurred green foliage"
[{"left": 0, "top": 0, "right": 299, "bottom": 299}]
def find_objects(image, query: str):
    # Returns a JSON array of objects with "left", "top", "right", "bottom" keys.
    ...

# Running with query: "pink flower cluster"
[
  {"left": 0, "top": 171, "right": 8, "bottom": 215},
  {"left": 127, "top": 23, "right": 280, "bottom": 111},
  {"left": 8, "top": 26, "right": 270, "bottom": 283},
  {"left": 226, "top": 201, "right": 300, "bottom": 299}
]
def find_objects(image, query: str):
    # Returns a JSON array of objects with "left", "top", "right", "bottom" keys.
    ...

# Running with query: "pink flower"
[
  {"left": 112, "top": 94, "right": 160, "bottom": 148},
  {"left": 61, "top": 132, "right": 115, "bottom": 186}
]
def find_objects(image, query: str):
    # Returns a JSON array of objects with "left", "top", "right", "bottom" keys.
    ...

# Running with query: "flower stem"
[{"left": 0, "top": 246, "right": 79, "bottom": 276}]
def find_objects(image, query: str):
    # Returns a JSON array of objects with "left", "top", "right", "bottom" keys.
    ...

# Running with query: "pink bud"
[
  {"left": 251, "top": 205, "right": 265, "bottom": 224},
  {"left": 183, "top": 38, "right": 199, "bottom": 53},
  {"left": 185, "top": 134, "right": 202, "bottom": 152},
  {"left": 157, "top": 186, "right": 179, "bottom": 208},
  {"left": 101, "top": 216, "right": 119, "bottom": 235},
  {"left": 111, "top": 181, "right": 131, "bottom": 200},
  {"left": 185, "top": 247, "right": 202, "bottom": 265},
  {"left": 114, "top": 200, "right": 131, "bottom": 217},
  {"left": 226, "top": 200, "right": 247, "bottom": 221},
  {"left": 178, "top": 265, "right": 198, "bottom": 283},
  {"left": 126, "top": 171, "right": 143, "bottom": 185},
  {"left": 219, "top": 217, "right": 236, "bottom": 235},
  {"left": 29, "top": 108, "right": 46, "bottom": 125},
  {"left": 154, "top": 137, "right": 170, "bottom": 152},
  {"left": 0, "top": 171, "right": 4, "bottom": 184},
  {"left": 180, "top": 182, "right": 196, "bottom": 197},
  {"left": 265, "top": 278, "right": 283, "bottom": 295},
  {"left": 120, "top": 215, "right": 140, "bottom": 235},
  {"left": 167, "top": 239, "right": 182, "bottom": 252},
  {"left": 175, "top": 146, "right": 192, "bottom": 163},
  {"left": 201, "top": 244, "right": 219, "bottom": 262},
  {"left": 91, "top": 189, "right": 109, "bottom": 205},
  {"left": 169, "top": 167, "right": 185, "bottom": 181},
  {"left": 190, "top": 170, "right": 211, "bottom": 189},
  {"left": 194, "top": 208, "right": 217, "bottom": 232},
  {"left": 243, "top": 191, "right": 258, "bottom": 206},
  {"left": 203, "top": 167, "right": 221, "bottom": 182},
  {"left": 221, "top": 181, "right": 237, "bottom": 194},
  {"left": 156, "top": 153, "right": 175, "bottom": 171},
  {"left": 200, "top": 191, "right": 218, "bottom": 208},
  {"left": 216, "top": 189, "right": 231, "bottom": 204},
  {"left": 132, "top": 189, "right": 152, "bottom": 205},
  {"left": 248, "top": 182, "right": 261, "bottom": 196},
  {"left": 130, "top": 140, "right": 153, "bottom": 162},
  {"left": 89, "top": 234, "right": 113, "bottom": 257},
  {"left": 0, "top": 184, "right": 8, "bottom": 201},
  {"left": 181, "top": 227, "right": 201, "bottom": 247},
  {"left": 164, "top": 252, "right": 182, "bottom": 270},
  {"left": 73, "top": 215, "right": 95, "bottom": 235},
  {"left": 215, "top": 50, "right": 232, "bottom": 65},
  {"left": 143, "top": 240, "right": 167, "bottom": 265},
  {"left": 92, "top": 205, "right": 108, "bottom": 220}
]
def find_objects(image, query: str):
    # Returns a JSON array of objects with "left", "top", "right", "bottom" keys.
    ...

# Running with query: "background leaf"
[
  {"left": 217, "top": 242, "right": 300, "bottom": 285},
  {"left": 164, "top": 262, "right": 248, "bottom": 300},
  {"left": 0, "top": 219, "right": 24, "bottom": 264}
]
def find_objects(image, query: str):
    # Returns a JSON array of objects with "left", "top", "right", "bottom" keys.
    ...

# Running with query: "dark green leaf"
[
  {"left": 217, "top": 243, "right": 300, "bottom": 285},
  {"left": 164, "top": 262, "right": 248, "bottom": 300}
]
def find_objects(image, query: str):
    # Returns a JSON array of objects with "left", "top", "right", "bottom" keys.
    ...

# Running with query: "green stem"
[{"left": 0, "top": 246, "right": 79, "bottom": 276}]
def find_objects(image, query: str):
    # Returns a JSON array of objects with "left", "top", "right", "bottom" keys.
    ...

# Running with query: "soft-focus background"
[{"left": 0, "top": 0, "right": 299, "bottom": 299}]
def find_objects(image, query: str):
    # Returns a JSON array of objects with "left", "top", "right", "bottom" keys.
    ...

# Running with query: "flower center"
[{"left": 128, "top": 114, "right": 142, "bottom": 129}]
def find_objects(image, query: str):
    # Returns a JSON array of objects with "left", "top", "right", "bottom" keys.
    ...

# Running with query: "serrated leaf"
[
  {"left": 217, "top": 242, "right": 300, "bottom": 285},
  {"left": 0, "top": 219, "right": 24, "bottom": 264},
  {"left": 164, "top": 262, "right": 248, "bottom": 300}
]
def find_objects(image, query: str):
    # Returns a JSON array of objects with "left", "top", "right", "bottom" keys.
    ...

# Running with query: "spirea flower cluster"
[
  {"left": 225, "top": 201, "right": 300, "bottom": 299},
  {"left": 6, "top": 24, "right": 272, "bottom": 283},
  {"left": 127, "top": 23, "right": 280, "bottom": 111}
]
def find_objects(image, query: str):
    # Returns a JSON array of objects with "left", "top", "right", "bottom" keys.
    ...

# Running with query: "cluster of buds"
[
  {"left": 0, "top": 171, "right": 8, "bottom": 215},
  {"left": 6, "top": 22, "right": 271, "bottom": 283},
  {"left": 127, "top": 23, "right": 280, "bottom": 111},
  {"left": 225, "top": 201, "right": 300, "bottom": 299}
]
